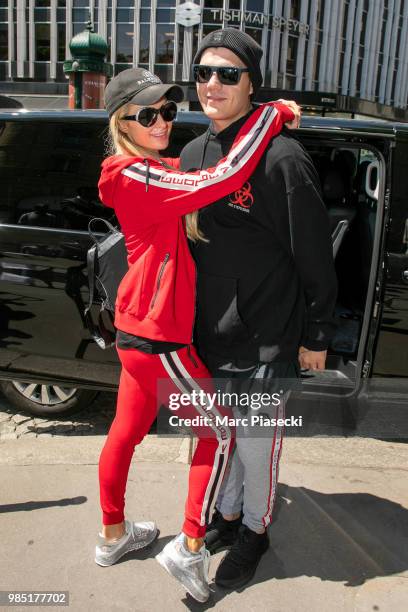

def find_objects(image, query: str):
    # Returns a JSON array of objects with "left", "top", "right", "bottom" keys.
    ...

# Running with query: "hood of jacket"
[{"left": 98, "top": 154, "right": 144, "bottom": 207}]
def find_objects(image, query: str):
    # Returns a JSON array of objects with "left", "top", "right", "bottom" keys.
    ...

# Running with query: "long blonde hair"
[{"left": 108, "top": 103, "right": 207, "bottom": 242}]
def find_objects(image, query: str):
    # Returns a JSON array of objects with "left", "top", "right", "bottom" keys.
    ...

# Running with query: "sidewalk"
[{"left": 1, "top": 435, "right": 408, "bottom": 612}]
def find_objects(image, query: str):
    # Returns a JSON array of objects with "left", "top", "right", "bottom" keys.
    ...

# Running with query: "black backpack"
[{"left": 85, "top": 218, "right": 128, "bottom": 349}]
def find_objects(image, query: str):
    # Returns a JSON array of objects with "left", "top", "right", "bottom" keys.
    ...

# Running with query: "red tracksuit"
[{"left": 97, "top": 102, "right": 293, "bottom": 537}]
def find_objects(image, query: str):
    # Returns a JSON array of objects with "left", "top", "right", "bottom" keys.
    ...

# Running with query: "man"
[{"left": 179, "top": 28, "right": 338, "bottom": 590}]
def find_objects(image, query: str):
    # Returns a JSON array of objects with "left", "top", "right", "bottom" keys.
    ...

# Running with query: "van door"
[
  {"left": 371, "top": 131, "right": 408, "bottom": 379},
  {"left": 0, "top": 116, "right": 208, "bottom": 393},
  {"left": 0, "top": 117, "right": 121, "bottom": 388},
  {"left": 289, "top": 130, "right": 395, "bottom": 431}
]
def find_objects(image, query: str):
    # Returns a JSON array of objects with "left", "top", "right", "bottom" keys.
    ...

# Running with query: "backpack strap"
[
  {"left": 84, "top": 217, "right": 122, "bottom": 350},
  {"left": 88, "top": 217, "right": 117, "bottom": 242},
  {"left": 84, "top": 306, "right": 115, "bottom": 350},
  {"left": 84, "top": 244, "right": 97, "bottom": 317}
]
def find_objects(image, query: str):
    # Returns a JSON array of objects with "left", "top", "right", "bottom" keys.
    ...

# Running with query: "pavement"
[
  {"left": 1, "top": 394, "right": 408, "bottom": 612},
  {"left": 0, "top": 392, "right": 117, "bottom": 440}
]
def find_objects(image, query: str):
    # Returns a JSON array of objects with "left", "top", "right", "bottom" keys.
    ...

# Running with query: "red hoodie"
[{"left": 98, "top": 102, "right": 294, "bottom": 343}]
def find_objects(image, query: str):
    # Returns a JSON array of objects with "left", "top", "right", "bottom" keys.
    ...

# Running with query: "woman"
[{"left": 95, "top": 67, "right": 297, "bottom": 602}]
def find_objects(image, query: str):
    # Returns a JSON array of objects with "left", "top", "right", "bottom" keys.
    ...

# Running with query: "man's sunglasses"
[
  {"left": 121, "top": 100, "right": 178, "bottom": 128},
  {"left": 193, "top": 65, "right": 249, "bottom": 85}
]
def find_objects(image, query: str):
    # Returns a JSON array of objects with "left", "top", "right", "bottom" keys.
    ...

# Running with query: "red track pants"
[{"left": 98, "top": 344, "right": 234, "bottom": 538}]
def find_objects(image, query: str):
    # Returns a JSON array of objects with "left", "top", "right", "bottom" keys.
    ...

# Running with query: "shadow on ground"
[{"left": 180, "top": 483, "right": 408, "bottom": 610}]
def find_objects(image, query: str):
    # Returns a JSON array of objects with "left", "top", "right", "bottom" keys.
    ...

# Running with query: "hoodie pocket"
[
  {"left": 148, "top": 253, "right": 170, "bottom": 313},
  {"left": 197, "top": 273, "right": 249, "bottom": 344}
]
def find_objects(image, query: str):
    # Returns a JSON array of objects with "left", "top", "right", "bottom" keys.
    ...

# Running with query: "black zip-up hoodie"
[{"left": 179, "top": 109, "right": 338, "bottom": 363}]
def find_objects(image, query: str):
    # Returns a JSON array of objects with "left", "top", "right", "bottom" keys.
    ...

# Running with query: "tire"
[{"left": 0, "top": 380, "right": 98, "bottom": 417}]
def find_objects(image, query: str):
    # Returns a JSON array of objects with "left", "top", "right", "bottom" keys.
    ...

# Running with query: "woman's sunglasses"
[
  {"left": 121, "top": 100, "right": 178, "bottom": 128},
  {"left": 193, "top": 65, "right": 249, "bottom": 85}
]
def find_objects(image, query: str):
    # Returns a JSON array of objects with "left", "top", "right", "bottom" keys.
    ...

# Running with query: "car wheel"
[{"left": 0, "top": 380, "right": 98, "bottom": 417}]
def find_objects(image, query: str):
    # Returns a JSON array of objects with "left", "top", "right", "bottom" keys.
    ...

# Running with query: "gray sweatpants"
[
  {"left": 216, "top": 392, "right": 289, "bottom": 533},
  {"left": 202, "top": 357, "right": 299, "bottom": 533}
]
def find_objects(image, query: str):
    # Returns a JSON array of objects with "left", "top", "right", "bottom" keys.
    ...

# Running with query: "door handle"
[{"left": 403, "top": 270, "right": 408, "bottom": 282}]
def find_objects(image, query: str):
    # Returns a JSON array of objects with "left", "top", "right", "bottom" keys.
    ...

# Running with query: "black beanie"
[{"left": 193, "top": 28, "right": 263, "bottom": 94}]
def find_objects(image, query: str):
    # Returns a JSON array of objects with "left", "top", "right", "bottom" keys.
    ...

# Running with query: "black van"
[{"left": 0, "top": 110, "right": 407, "bottom": 428}]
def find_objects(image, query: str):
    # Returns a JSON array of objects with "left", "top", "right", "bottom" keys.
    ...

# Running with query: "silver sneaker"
[
  {"left": 95, "top": 519, "right": 158, "bottom": 567},
  {"left": 155, "top": 533, "right": 211, "bottom": 603}
]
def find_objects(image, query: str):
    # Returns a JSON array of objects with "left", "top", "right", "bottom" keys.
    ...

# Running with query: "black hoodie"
[{"left": 179, "top": 109, "right": 338, "bottom": 364}]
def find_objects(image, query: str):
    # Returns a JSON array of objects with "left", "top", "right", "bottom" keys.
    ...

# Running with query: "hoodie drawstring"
[{"left": 144, "top": 158, "right": 150, "bottom": 192}]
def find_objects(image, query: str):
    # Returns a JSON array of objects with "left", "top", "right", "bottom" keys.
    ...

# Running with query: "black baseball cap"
[{"left": 104, "top": 67, "right": 184, "bottom": 118}]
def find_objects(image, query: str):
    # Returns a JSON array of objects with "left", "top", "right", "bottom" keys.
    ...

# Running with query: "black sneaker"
[
  {"left": 215, "top": 525, "right": 269, "bottom": 589},
  {"left": 204, "top": 508, "right": 242, "bottom": 554}
]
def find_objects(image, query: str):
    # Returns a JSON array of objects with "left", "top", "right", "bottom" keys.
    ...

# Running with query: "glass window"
[
  {"left": 0, "top": 24, "right": 7, "bottom": 61},
  {"left": 73, "top": 22, "right": 85, "bottom": 36},
  {"left": 246, "top": 0, "right": 264, "bottom": 12},
  {"left": 72, "top": 0, "right": 88, "bottom": 7},
  {"left": 192, "top": 28, "right": 199, "bottom": 59},
  {"left": 0, "top": 0, "right": 7, "bottom": 7},
  {"left": 202, "top": 24, "right": 220, "bottom": 37},
  {"left": 177, "top": 24, "right": 184, "bottom": 64},
  {"left": 157, "top": 0, "right": 174, "bottom": 6},
  {"left": 34, "top": 8, "right": 50, "bottom": 21},
  {"left": 73, "top": 9, "right": 88, "bottom": 22},
  {"left": 0, "top": 8, "right": 7, "bottom": 20},
  {"left": 139, "top": 23, "right": 149, "bottom": 63},
  {"left": 156, "top": 24, "right": 174, "bottom": 63},
  {"left": 140, "top": 9, "right": 150, "bottom": 22},
  {"left": 35, "top": 23, "right": 50, "bottom": 61},
  {"left": 289, "top": 0, "right": 300, "bottom": 20},
  {"left": 117, "top": 0, "right": 133, "bottom": 5},
  {"left": 205, "top": 0, "right": 223, "bottom": 7},
  {"left": 35, "top": 0, "right": 50, "bottom": 6},
  {"left": 116, "top": 9, "right": 134, "bottom": 22},
  {"left": 58, "top": 23, "right": 65, "bottom": 61},
  {"left": 156, "top": 9, "right": 175, "bottom": 23},
  {"left": 244, "top": 27, "right": 262, "bottom": 47},
  {"left": 116, "top": 23, "right": 133, "bottom": 63},
  {"left": 106, "top": 22, "right": 111, "bottom": 62},
  {"left": 0, "top": 120, "right": 111, "bottom": 231},
  {"left": 286, "top": 35, "right": 298, "bottom": 75},
  {"left": 57, "top": 8, "right": 65, "bottom": 21}
]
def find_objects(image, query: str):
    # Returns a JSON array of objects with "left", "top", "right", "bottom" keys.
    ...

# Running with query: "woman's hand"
[
  {"left": 298, "top": 346, "right": 327, "bottom": 371},
  {"left": 275, "top": 99, "right": 302, "bottom": 129}
]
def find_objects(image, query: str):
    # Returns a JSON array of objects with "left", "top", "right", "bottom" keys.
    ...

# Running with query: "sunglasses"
[
  {"left": 193, "top": 65, "right": 250, "bottom": 85},
  {"left": 121, "top": 100, "right": 178, "bottom": 128}
]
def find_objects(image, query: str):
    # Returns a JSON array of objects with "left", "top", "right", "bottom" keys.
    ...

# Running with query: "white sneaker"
[
  {"left": 95, "top": 519, "right": 158, "bottom": 566},
  {"left": 155, "top": 533, "right": 210, "bottom": 603}
]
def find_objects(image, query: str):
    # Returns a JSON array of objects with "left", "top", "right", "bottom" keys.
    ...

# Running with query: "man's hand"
[
  {"left": 298, "top": 346, "right": 327, "bottom": 371},
  {"left": 275, "top": 98, "right": 302, "bottom": 129}
]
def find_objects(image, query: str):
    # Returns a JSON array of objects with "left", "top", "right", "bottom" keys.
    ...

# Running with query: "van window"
[
  {"left": 0, "top": 120, "right": 109, "bottom": 230},
  {"left": 0, "top": 119, "right": 206, "bottom": 232}
]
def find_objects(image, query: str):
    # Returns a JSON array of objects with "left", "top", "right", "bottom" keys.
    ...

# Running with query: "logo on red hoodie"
[{"left": 228, "top": 182, "right": 254, "bottom": 212}]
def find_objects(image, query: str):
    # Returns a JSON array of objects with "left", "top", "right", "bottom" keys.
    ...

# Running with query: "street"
[{"left": 1, "top": 393, "right": 407, "bottom": 612}]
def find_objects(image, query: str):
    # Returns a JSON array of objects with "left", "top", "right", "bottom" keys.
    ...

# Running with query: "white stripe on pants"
[{"left": 217, "top": 391, "right": 289, "bottom": 533}]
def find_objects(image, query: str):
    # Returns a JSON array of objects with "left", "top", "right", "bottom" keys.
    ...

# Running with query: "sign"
[
  {"left": 209, "top": 10, "right": 310, "bottom": 34},
  {"left": 82, "top": 72, "right": 106, "bottom": 109}
]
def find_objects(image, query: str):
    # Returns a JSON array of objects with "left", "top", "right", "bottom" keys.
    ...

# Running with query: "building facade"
[{"left": 1, "top": 0, "right": 408, "bottom": 116}]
